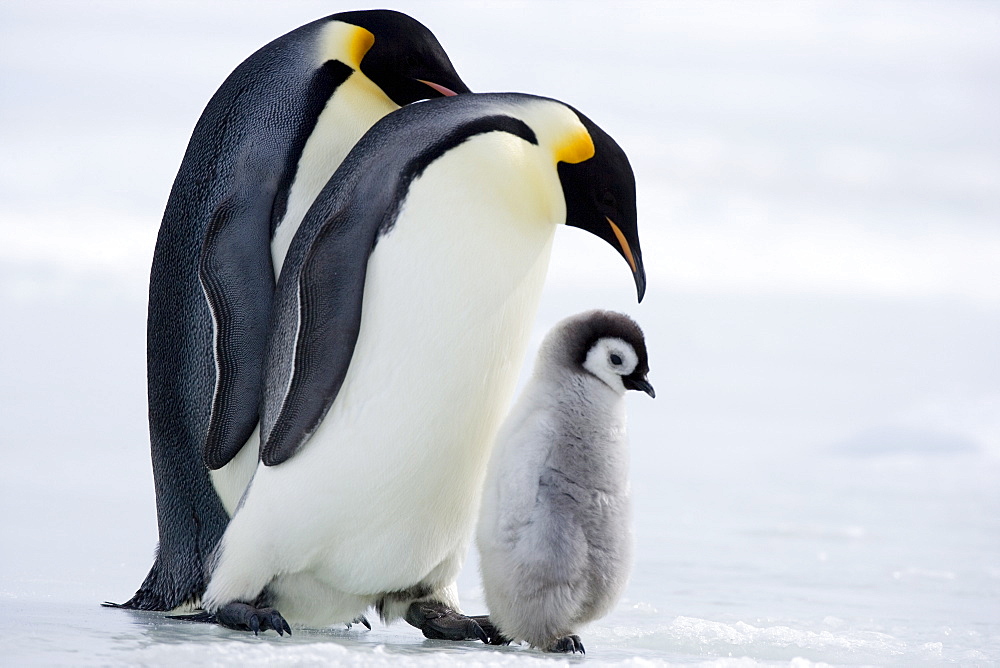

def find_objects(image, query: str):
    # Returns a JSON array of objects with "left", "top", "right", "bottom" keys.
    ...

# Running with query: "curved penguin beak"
[
  {"left": 624, "top": 375, "right": 655, "bottom": 398},
  {"left": 554, "top": 112, "right": 645, "bottom": 303},
  {"left": 606, "top": 216, "right": 646, "bottom": 302},
  {"left": 417, "top": 79, "right": 461, "bottom": 97}
]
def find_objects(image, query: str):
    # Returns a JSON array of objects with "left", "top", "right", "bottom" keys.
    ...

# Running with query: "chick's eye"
[{"left": 610, "top": 353, "right": 622, "bottom": 366}]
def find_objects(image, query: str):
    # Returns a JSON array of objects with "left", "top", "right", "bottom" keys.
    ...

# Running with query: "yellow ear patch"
[
  {"left": 554, "top": 127, "right": 595, "bottom": 165},
  {"left": 346, "top": 26, "right": 375, "bottom": 69},
  {"left": 318, "top": 22, "right": 375, "bottom": 69}
]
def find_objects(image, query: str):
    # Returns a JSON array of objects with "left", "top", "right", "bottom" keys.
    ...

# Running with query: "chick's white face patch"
[{"left": 583, "top": 336, "right": 638, "bottom": 393}]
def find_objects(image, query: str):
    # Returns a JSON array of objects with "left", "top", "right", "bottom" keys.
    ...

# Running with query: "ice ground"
[
  {"left": 2, "top": 1, "right": 999, "bottom": 665},
  {"left": 3, "top": 438, "right": 998, "bottom": 666}
]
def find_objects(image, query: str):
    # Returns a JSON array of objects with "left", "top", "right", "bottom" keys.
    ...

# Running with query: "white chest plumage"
[{"left": 203, "top": 130, "right": 567, "bottom": 625}]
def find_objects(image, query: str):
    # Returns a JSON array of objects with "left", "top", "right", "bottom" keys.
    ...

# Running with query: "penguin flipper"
[
  {"left": 199, "top": 195, "right": 276, "bottom": 470},
  {"left": 260, "top": 209, "right": 375, "bottom": 466}
]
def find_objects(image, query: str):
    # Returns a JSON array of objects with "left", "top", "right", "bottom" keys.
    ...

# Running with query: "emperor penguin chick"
[{"left": 477, "top": 310, "right": 654, "bottom": 653}]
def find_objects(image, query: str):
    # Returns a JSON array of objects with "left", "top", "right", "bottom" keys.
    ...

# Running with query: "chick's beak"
[{"left": 624, "top": 376, "right": 655, "bottom": 398}]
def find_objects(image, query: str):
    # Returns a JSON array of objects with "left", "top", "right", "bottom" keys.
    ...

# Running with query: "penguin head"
[
  {"left": 549, "top": 310, "right": 654, "bottom": 397},
  {"left": 556, "top": 111, "right": 646, "bottom": 302},
  {"left": 334, "top": 10, "right": 471, "bottom": 105}
]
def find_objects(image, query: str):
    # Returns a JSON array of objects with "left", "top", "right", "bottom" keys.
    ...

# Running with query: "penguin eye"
[
  {"left": 600, "top": 190, "right": 616, "bottom": 208},
  {"left": 610, "top": 353, "right": 622, "bottom": 366}
]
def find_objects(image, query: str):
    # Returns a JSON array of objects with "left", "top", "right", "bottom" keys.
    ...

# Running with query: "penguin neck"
[
  {"left": 316, "top": 20, "right": 373, "bottom": 72},
  {"left": 269, "top": 67, "right": 398, "bottom": 279}
]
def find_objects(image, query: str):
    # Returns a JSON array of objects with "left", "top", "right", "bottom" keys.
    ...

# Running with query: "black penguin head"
[
  {"left": 557, "top": 110, "right": 645, "bottom": 302},
  {"left": 561, "top": 310, "right": 654, "bottom": 397},
  {"left": 335, "top": 10, "right": 471, "bottom": 106}
]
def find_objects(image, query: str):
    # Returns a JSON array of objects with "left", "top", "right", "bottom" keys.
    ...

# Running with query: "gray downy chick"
[{"left": 476, "top": 309, "right": 654, "bottom": 653}]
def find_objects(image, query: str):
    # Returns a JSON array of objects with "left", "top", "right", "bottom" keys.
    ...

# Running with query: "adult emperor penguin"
[
  {"left": 196, "top": 93, "right": 647, "bottom": 638},
  {"left": 477, "top": 310, "right": 654, "bottom": 653},
  {"left": 112, "top": 10, "right": 470, "bottom": 613}
]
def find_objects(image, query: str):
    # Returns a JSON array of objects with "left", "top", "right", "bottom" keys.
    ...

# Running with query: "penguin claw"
[
  {"left": 470, "top": 621, "right": 490, "bottom": 644},
  {"left": 214, "top": 602, "right": 290, "bottom": 637},
  {"left": 405, "top": 601, "right": 489, "bottom": 642},
  {"left": 263, "top": 609, "right": 291, "bottom": 636},
  {"left": 470, "top": 615, "right": 509, "bottom": 645},
  {"left": 345, "top": 615, "right": 370, "bottom": 631},
  {"left": 548, "top": 634, "right": 585, "bottom": 654}
]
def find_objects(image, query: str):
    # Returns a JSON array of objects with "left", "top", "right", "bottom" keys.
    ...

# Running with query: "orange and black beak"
[{"left": 605, "top": 216, "right": 645, "bottom": 301}]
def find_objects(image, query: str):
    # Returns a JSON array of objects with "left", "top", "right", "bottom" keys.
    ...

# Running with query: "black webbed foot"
[
  {"left": 469, "top": 615, "right": 511, "bottom": 645},
  {"left": 547, "top": 634, "right": 585, "bottom": 654},
  {"left": 345, "top": 615, "right": 372, "bottom": 630},
  {"left": 210, "top": 602, "right": 292, "bottom": 636},
  {"left": 405, "top": 601, "right": 489, "bottom": 642}
]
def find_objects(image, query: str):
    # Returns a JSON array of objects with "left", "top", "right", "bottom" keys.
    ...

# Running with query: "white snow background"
[{"left": 1, "top": 1, "right": 998, "bottom": 666}]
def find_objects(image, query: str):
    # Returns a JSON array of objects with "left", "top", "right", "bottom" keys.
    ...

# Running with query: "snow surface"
[{"left": 1, "top": 1, "right": 998, "bottom": 665}]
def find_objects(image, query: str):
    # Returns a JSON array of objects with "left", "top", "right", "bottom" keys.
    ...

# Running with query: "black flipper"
[
  {"left": 199, "top": 193, "right": 276, "bottom": 470},
  {"left": 259, "top": 208, "right": 376, "bottom": 466}
]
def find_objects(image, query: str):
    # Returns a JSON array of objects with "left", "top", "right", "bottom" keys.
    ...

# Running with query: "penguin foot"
[
  {"left": 345, "top": 615, "right": 372, "bottom": 630},
  {"left": 214, "top": 602, "right": 292, "bottom": 636},
  {"left": 405, "top": 601, "right": 489, "bottom": 642},
  {"left": 547, "top": 634, "right": 585, "bottom": 654},
  {"left": 469, "top": 615, "right": 511, "bottom": 645}
]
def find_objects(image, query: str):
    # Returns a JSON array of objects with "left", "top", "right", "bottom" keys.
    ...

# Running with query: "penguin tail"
[{"left": 102, "top": 560, "right": 204, "bottom": 612}]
